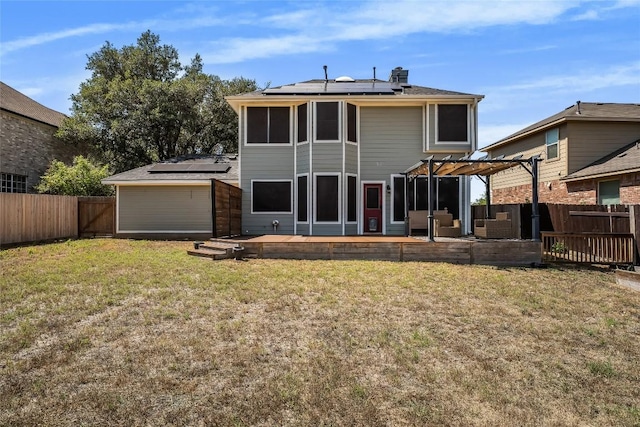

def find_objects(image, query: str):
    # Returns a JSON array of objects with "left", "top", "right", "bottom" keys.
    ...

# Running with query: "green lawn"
[{"left": 1, "top": 239, "right": 639, "bottom": 426}]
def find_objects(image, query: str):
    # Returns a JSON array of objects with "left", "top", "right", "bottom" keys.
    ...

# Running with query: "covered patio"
[{"left": 403, "top": 154, "right": 542, "bottom": 242}]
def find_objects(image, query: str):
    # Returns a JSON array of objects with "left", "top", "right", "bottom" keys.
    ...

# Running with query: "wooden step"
[{"left": 187, "top": 247, "right": 229, "bottom": 260}]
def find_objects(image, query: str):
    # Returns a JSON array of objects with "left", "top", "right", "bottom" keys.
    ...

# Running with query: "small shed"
[{"left": 102, "top": 155, "right": 241, "bottom": 239}]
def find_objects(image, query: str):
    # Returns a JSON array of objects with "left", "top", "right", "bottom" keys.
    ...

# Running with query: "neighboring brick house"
[
  {"left": 225, "top": 67, "right": 483, "bottom": 236},
  {"left": 482, "top": 102, "right": 640, "bottom": 205},
  {"left": 0, "top": 82, "right": 81, "bottom": 193}
]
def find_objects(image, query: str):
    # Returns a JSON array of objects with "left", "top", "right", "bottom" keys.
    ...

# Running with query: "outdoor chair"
[
  {"left": 409, "top": 209, "right": 448, "bottom": 235},
  {"left": 433, "top": 212, "right": 462, "bottom": 237},
  {"left": 474, "top": 212, "right": 513, "bottom": 239}
]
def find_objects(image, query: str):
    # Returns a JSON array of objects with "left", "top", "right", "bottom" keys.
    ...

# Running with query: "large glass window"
[
  {"left": 246, "top": 107, "right": 290, "bottom": 144},
  {"left": 598, "top": 180, "right": 620, "bottom": 205},
  {"left": 392, "top": 176, "right": 406, "bottom": 222},
  {"left": 315, "top": 175, "right": 339, "bottom": 222},
  {"left": 403, "top": 176, "right": 459, "bottom": 218},
  {"left": 1, "top": 173, "right": 27, "bottom": 193},
  {"left": 297, "top": 175, "right": 308, "bottom": 222},
  {"left": 347, "top": 103, "right": 357, "bottom": 143},
  {"left": 347, "top": 175, "right": 357, "bottom": 222},
  {"left": 438, "top": 104, "right": 468, "bottom": 142},
  {"left": 545, "top": 128, "right": 559, "bottom": 159},
  {"left": 252, "top": 181, "right": 292, "bottom": 213},
  {"left": 297, "top": 103, "right": 307, "bottom": 143},
  {"left": 315, "top": 102, "right": 339, "bottom": 141}
]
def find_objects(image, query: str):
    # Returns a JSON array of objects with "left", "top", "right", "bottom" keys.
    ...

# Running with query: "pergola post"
[
  {"left": 428, "top": 157, "right": 435, "bottom": 242},
  {"left": 404, "top": 175, "right": 411, "bottom": 237},
  {"left": 531, "top": 156, "right": 540, "bottom": 242},
  {"left": 485, "top": 174, "right": 491, "bottom": 219}
]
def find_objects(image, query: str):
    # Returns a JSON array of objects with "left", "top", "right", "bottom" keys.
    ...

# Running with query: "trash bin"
[{"left": 368, "top": 217, "right": 378, "bottom": 232}]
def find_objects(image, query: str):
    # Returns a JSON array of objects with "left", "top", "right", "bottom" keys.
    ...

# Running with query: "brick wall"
[
  {"left": 0, "top": 111, "right": 84, "bottom": 192},
  {"left": 492, "top": 172, "right": 640, "bottom": 205}
]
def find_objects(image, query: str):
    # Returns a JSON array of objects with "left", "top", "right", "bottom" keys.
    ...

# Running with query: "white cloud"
[{"left": 202, "top": 35, "right": 332, "bottom": 64}]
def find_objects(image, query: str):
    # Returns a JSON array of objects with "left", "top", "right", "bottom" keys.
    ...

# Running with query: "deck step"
[{"left": 187, "top": 247, "right": 229, "bottom": 260}]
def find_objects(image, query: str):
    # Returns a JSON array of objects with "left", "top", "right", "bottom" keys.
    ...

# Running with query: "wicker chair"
[
  {"left": 434, "top": 212, "right": 462, "bottom": 237},
  {"left": 474, "top": 212, "right": 512, "bottom": 239}
]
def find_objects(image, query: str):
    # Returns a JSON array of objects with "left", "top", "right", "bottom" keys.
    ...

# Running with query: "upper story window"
[
  {"left": 246, "top": 106, "right": 290, "bottom": 144},
  {"left": 545, "top": 128, "right": 559, "bottom": 159},
  {"left": 1, "top": 173, "right": 27, "bottom": 193},
  {"left": 347, "top": 103, "right": 357, "bottom": 144},
  {"left": 437, "top": 104, "right": 468, "bottom": 142},
  {"left": 315, "top": 102, "right": 340, "bottom": 142},
  {"left": 297, "top": 103, "right": 308, "bottom": 144}
]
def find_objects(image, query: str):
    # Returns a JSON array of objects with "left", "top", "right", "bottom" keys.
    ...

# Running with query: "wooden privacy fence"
[
  {"left": 542, "top": 232, "right": 635, "bottom": 265},
  {"left": 78, "top": 197, "right": 115, "bottom": 237},
  {"left": 212, "top": 180, "right": 242, "bottom": 238},
  {"left": 1, "top": 194, "right": 115, "bottom": 246},
  {"left": 1, "top": 193, "right": 78, "bottom": 245}
]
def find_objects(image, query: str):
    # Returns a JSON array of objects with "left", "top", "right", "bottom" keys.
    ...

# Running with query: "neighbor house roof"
[
  {"left": 562, "top": 139, "right": 640, "bottom": 182},
  {"left": 226, "top": 78, "right": 483, "bottom": 111},
  {"left": 102, "top": 155, "right": 238, "bottom": 185},
  {"left": 0, "top": 81, "right": 66, "bottom": 127},
  {"left": 483, "top": 102, "right": 640, "bottom": 152}
]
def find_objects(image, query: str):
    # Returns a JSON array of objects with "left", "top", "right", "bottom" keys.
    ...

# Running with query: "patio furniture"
[
  {"left": 474, "top": 212, "right": 513, "bottom": 239},
  {"left": 434, "top": 212, "right": 461, "bottom": 237},
  {"left": 409, "top": 210, "right": 448, "bottom": 235}
]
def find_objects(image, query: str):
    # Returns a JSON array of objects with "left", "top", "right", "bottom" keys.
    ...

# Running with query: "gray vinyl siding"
[
  {"left": 241, "top": 145, "right": 295, "bottom": 235},
  {"left": 345, "top": 144, "right": 358, "bottom": 174},
  {"left": 312, "top": 143, "right": 343, "bottom": 172},
  {"left": 296, "top": 143, "right": 310, "bottom": 174},
  {"left": 360, "top": 107, "right": 425, "bottom": 235},
  {"left": 118, "top": 185, "right": 211, "bottom": 232}
]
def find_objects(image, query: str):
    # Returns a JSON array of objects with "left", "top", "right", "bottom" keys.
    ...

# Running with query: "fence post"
[{"left": 630, "top": 205, "right": 640, "bottom": 265}]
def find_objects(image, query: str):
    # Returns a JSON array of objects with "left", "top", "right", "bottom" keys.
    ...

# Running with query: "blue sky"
[{"left": 2, "top": 0, "right": 639, "bottom": 198}]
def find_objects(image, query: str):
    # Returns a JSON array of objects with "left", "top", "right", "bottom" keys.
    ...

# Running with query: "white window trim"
[
  {"left": 390, "top": 174, "right": 406, "bottom": 224},
  {"left": 250, "top": 179, "right": 294, "bottom": 214},
  {"left": 296, "top": 102, "right": 309, "bottom": 145},
  {"left": 296, "top": 173, "right": 310, "bottom": 224},
  {"left": 545, "top": 128, "right": 560, "bottom": 160},
  {"left": 313, "top": 101, "right": 342, "bottom": 144},
  {"left": 313, "top": 172, "right": 342, "bottom": 224},
  {"left": 359, "top": 180, "right": 386, "bottom": 235},
  {"left": 243, "top": 106, "right": 293, "bottom": 146},
  {"left": 345, "top": 173, "right": 358, "bottom": 224},
  {"left": 434, "top": 104, "right": 471, "bottom": 145},
  {"left": 345, "top": 103, "right": 358, "bottom": 146}
]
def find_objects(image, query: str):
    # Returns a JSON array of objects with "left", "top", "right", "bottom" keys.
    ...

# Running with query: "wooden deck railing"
[{"left": 541, "top": 232, "right": 635, "bottom": 264}]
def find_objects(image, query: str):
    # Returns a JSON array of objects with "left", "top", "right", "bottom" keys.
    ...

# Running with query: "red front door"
[{"left": 363, "top": 184, "right": 383, "bottom": 233}]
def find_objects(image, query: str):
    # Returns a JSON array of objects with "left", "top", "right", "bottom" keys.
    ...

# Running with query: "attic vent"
[{"left": 335, "top": 76, "right": 355, "bottom": 82}]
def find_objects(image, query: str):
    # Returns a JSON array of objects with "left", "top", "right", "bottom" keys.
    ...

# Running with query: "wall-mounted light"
[{"left": 386, "top": 184, "right": 391, "bottom": 193}]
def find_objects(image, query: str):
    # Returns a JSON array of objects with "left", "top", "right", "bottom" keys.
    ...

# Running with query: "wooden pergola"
[{"left": 403, "top": 154, "right": 541, "bottom": 242}]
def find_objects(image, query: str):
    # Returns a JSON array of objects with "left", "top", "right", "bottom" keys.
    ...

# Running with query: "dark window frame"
[
  {"left": 251, "top": 180, "right": 293, "bottom": 214},
  {"left": 1, "top": 173, "right": 27, "bottom": 193},
  {"left": 391, "top": 175, "right": 406, "bottom": 223},
  {"left": 347, "top": 103, "right": 357, "bottom": 144},
  {"left": 346, "top": 174, "right": 357, "bottom": 223},
  {"left": 297, "top": 103, "right": 308, "bottom": 144},
  {"left": 246, "top": 106, "right": 291, "bottom": 144},
  {"left": 437, "top": 104, "right": 468, "bottom": 143},
  {"left": 314, "top": 173, "right": 340, "bottom": 223},
  {"left": 315, "top": 101, "right": 340, "bottom": 142},
  {"left": 297, "top": 174, "right": 309, "bottom": 223}
]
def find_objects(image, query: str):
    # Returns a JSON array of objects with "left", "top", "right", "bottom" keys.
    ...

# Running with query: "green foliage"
[
  {"left": 472, "top": 195, "right": 487, "bottom": 205},
  {"left": 36, "top": 156, "right": 114, "bottom": 196},
  {"left": 57, "top": 31, "right": 258, "bottom": 173}
]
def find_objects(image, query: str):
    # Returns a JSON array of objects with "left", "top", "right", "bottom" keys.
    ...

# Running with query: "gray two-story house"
[{"left": 226, "top": 67, "right": 483, "bottom": 236}]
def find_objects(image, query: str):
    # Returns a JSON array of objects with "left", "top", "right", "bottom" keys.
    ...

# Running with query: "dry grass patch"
[{"left": 1, "top": 239, "right": 639, "bottom": 426}]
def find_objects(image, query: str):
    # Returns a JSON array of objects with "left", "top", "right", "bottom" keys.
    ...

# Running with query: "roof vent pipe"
[
  {"left": 576, "top": 100, "right": 581, "bottom": 115},
  {"left": 323, "top": 65, "right": 328, "bottom": 82},
  {"left": 373, "top": 66, "right": 376, "bottom": 80}
]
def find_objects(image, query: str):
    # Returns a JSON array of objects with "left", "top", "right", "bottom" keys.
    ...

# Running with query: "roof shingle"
[{"left": 0, "top": 82, "right": 66, "bottom": 127}]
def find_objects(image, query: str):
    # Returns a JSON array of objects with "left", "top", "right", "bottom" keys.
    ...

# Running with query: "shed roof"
[
  {"left": 0, "top": 81, "right": 66, "bottom": 127},
  {"left": 483, "top": 102, "right": 640, "bottom": 152},
  {"left": 102, "top": 155, "right": 238, "bottom": 185},
  {"left": 562, "top": 139, "right": 640, "bottom": 182}
]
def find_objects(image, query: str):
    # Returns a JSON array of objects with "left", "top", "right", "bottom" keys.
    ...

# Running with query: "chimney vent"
[{"left": 389, "top": 66, "right": 409, "bottom": 83}]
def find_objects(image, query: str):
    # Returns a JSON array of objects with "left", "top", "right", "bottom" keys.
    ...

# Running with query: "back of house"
[{"left": 226, "top": 66, "right": 483, "bottom": 236}]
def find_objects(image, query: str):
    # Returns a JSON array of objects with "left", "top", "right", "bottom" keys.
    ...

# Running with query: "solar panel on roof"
[
  {"left": 264, "top": 82, "right": 396, "bottom": 95},
  {"left": 148, "top": 163, "right": 231, "bottom": 173}
]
